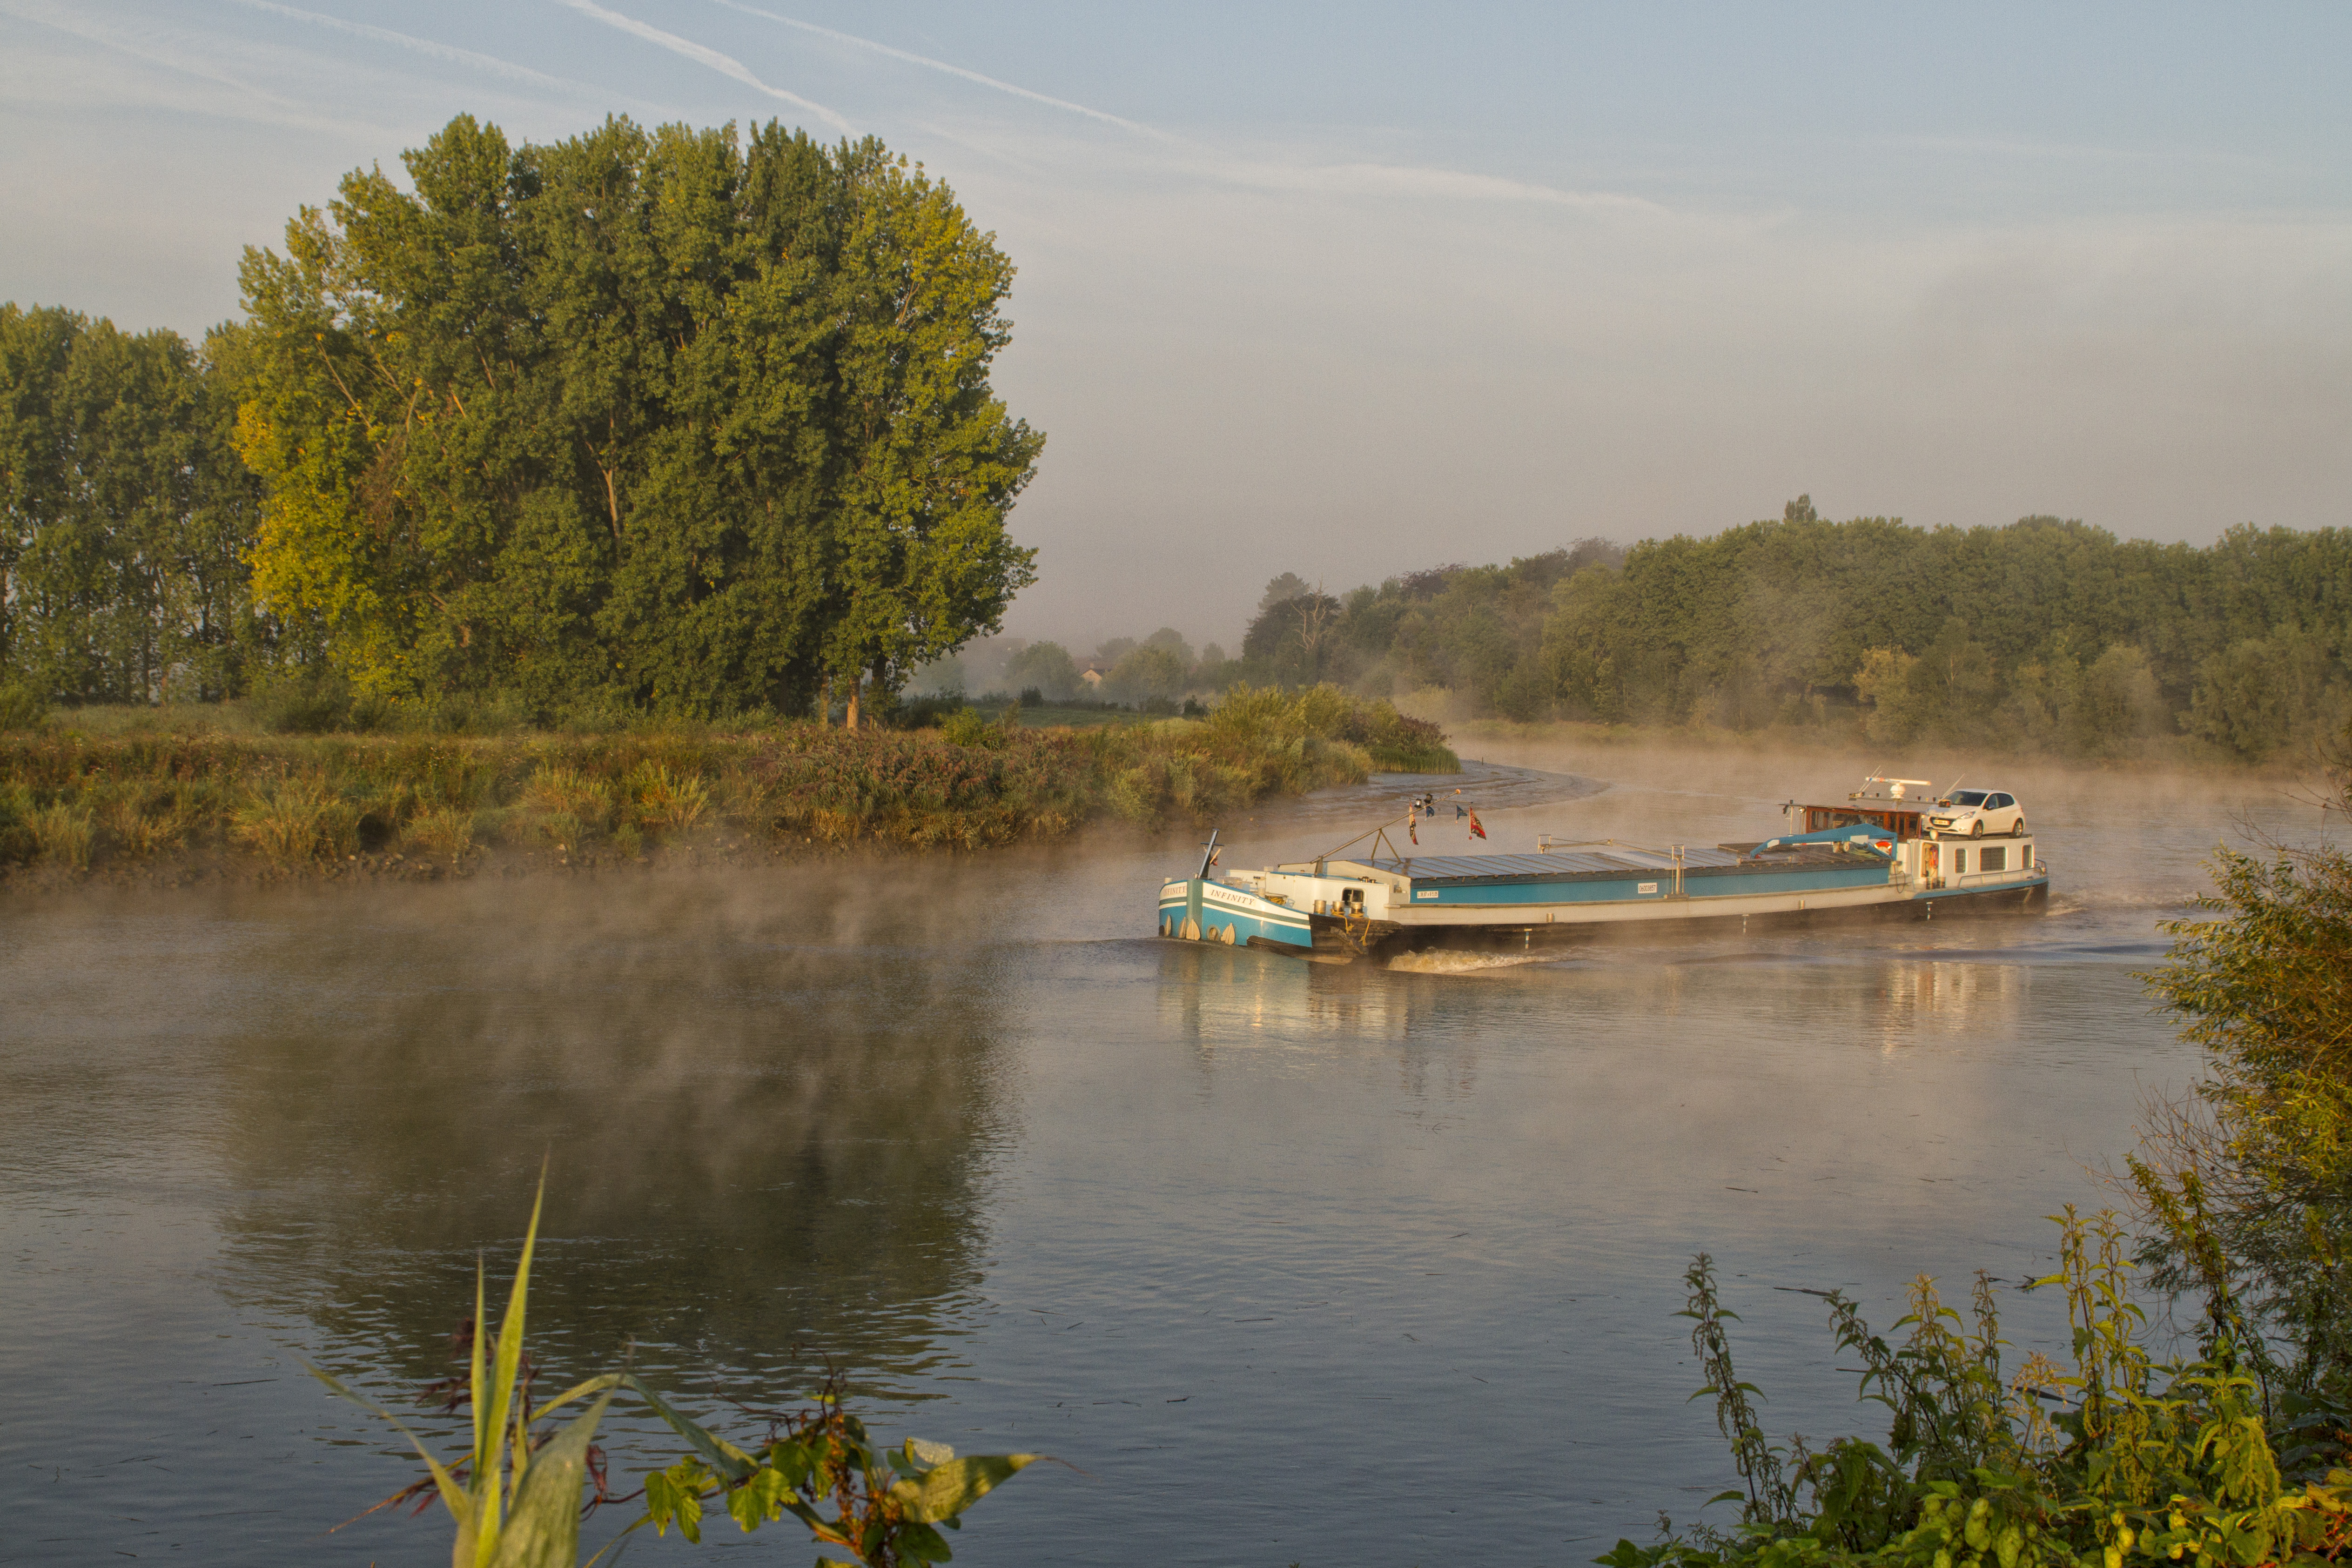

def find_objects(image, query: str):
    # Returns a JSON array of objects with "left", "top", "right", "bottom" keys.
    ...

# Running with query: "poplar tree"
[
  {"left": 232, "top": 114, "right": 1039, "bottom": 720},
  {"left": 820, "top": 144, "right": 1042, "bottom": 726}
]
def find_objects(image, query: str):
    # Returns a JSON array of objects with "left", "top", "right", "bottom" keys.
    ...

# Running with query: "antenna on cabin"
[{"left": 1197, "top": 828, "right": 1220, "bottom": 880}]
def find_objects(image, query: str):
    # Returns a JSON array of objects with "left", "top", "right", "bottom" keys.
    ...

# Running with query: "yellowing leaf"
[{"left": 887, "top": 1454, "right": 1039, "bottom": 1524}]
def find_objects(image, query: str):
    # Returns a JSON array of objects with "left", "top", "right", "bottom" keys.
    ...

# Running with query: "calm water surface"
[{"left": 1, "top": 744, "right": 2328, "bottom": 1566}]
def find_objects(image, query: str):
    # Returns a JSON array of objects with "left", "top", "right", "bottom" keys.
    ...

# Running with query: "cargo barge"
[{"left": 1156, "top": 775, "right": 2049, "bottom": 961}]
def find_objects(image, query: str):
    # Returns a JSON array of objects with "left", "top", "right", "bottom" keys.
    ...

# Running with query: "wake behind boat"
[{"left": 1157, "top": 773, "right": 2050, "bottom": 962}]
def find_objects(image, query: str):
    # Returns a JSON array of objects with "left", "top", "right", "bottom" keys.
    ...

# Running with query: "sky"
[{"left": 2, "top": 2, "right": 2347, "bottom": 653}]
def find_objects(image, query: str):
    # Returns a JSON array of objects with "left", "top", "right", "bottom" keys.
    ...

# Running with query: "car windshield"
[{"left": 1950, "top": 790, "right": 1990, "bottom": 807}]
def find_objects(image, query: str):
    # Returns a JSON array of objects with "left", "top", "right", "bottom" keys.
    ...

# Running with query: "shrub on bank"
[
  {"left": 0, "top": 685, "right": 1451, "bottom": 877},
  {"left": 0, "top": 681, "right": 49, "bottom": 732}
]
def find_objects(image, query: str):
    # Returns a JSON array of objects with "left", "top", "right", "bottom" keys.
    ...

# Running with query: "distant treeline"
[
  {"left": 1225, "top": 500, "right": 2352, "bottom": 760},
  {"left": 0, "top": 113, "right": 1038, "bottom": 728}
]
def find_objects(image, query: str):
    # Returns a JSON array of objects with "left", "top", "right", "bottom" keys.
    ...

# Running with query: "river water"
[{"left": 1, "top": 741, "right": 2331, "bottom": 1567}]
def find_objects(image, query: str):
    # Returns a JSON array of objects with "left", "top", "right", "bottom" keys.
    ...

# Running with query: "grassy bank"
[{"left": 0, "top": 685, "right": 1455, "bottom": 885}]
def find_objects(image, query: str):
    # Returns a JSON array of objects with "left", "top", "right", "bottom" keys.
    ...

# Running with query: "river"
[{"left": 1, "top": 739, "right": 2328, "bottom": 1566}]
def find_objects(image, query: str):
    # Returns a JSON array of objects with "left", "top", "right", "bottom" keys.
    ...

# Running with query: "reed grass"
[
  {"left": 30, "top": 802, "right": 94, "bottom": 868},
  {"left": 0, "top": 685, "right": 1456, "bottom": 881},
  {"left": 404, "top": 804, "right": 477, "bottom": 862},
  {"left": 231, "top": 774, "right": 361, "bottom": 865},
  {"left": 627, "top": 761, "right": 709, "bottom": 833}
]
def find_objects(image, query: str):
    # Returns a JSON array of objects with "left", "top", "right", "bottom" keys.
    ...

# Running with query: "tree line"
[
  {"left": 0, "top": 306, "right": 261, "bottom": 705},
  {"left": 1, "top": 114, "right": 1040, "bottom": 728},
  {"left": 1240, "top": 500, "right": 2352, "bottom": 760}
]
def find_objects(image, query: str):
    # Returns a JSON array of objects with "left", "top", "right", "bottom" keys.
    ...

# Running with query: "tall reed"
[{"left": 314, "top": 1180, "right": 1041, "bottom": 1567}]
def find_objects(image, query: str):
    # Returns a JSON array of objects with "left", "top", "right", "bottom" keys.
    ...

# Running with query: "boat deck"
[{"left": 1357, "top": 845, "right": 1861, "bottom": 887}]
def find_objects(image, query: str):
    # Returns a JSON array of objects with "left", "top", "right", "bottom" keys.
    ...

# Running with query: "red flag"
[
  {"left": 1468, "top": 810, "right": 1486, "bottom": 841},
  {"left": 1409, "top": 816, "right": 1418, "bottom": 845}
]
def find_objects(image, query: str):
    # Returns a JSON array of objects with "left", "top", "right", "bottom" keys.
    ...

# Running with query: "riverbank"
[{"left": 0, "top": 686, "right": 1458, "bottom": 888}]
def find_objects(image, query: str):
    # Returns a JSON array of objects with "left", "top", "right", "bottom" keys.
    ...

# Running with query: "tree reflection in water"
[{"left": 205, "top": 864, "right": 1015, "bottom": 1419}]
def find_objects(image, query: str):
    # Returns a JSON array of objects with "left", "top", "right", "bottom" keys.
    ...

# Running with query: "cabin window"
[
  {"left": 1953, "top": 848, "right": 1969, "bottom": 874},
  {"left": 1980, "top": 846, "right": 2006, "bottom": 872}
]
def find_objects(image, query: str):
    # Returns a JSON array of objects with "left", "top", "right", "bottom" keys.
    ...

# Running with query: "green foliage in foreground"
[
  {"left": 314, "top": 1182, "right": 1037, "bottom": 1567},
  {"left": 2132, "top": 786, "right": 2352, "bottom": 1405},
  {"left": 1614, "top": 1213, "right": 2352, "bottom": 1568},
  {"left": 0, "top": 684, "right": 1444, "bottom": 874}
]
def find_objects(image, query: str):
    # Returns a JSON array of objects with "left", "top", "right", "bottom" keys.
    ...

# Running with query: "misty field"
[{"left": 0, "top": 685, "right": 1455, "bottom": 883}]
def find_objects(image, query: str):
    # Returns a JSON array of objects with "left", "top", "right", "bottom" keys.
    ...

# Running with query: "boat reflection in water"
[{"left": 1155, "top": 913, "right": 2032, "bottom": 1074}]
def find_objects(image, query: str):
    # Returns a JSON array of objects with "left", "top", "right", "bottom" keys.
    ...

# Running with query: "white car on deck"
[{"left": 1928, "top": 790, "right": 2025, "bottom": 838}]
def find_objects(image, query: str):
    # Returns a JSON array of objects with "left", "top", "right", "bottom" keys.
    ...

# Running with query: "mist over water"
[{"left": 1, "top": 743, "right": 2332, "bottom": 1566}]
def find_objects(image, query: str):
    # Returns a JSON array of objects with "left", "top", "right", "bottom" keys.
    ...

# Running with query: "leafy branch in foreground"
[
  {"left": 1614, "top": 1211, "right": 2352, "bottom": 1568},
  {"left": 635, "top": 1379, "right": 1035, "bottom": 1567},
  {"left": 2133, "top": 807, "right": 2352, "bottom": 1401},
  {"left": 309, "top": 1180, "right": 1040, "bottom": 1567}
]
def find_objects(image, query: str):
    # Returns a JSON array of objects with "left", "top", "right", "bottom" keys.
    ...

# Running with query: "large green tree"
[
  {"left": 820, "top": 143, "right": 1042, "bottom": 727},
  {"left": 233, "top": 114, "right": 1039, "bottom": 721}
]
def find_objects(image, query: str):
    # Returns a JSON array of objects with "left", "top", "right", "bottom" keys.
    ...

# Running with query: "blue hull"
[{"left": 1157, "top": 878, "right": 1314, "bottom": 948}]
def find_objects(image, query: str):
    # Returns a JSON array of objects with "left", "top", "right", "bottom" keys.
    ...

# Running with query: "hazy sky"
[{"left": 3, "top": 2, "right": 2347, "bottom": 651}]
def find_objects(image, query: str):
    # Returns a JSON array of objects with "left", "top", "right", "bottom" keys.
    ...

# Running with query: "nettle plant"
[
  {"left": 1612, "top": 1210, "right": 2352, "bottom": 1568},
  {"left": 311, "top": 1183, "right": 1039, "bottom": 1568}
]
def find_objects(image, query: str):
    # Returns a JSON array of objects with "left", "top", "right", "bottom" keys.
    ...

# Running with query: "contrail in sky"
[
  {"left": 222, "top": 0, "right": 585, "bottom": 93},
  {"left": 1, "top": 0, "right": 370, "bottom": 137},
  {"left": 697, "top": 0, "right": 1650, "bottom": 210},
  {"left": 552, "top": 0, "right": 853, "bottom": 134},
  {"left": 704, "top": 0, "right": 1161, "bottom": 138}
]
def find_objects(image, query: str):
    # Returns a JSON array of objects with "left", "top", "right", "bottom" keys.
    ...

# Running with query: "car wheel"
[
  {"left": 2010, "top": 818, "right": 2025, "bottom": 838},
  {"left": 1970, "top": 820, "right": 1984, "bottom": 838}
]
